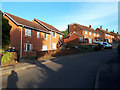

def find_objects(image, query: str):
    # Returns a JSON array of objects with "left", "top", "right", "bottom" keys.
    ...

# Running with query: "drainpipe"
[
  {"left": 20, "top": 26, "right": 23, "bottom": 58},
  {"left": 50, "top": 31, "right": 51, "bottom": 50}
]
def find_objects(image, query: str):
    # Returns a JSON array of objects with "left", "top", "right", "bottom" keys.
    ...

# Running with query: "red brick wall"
[
  {"left": 4, "top": 15, "right": 46, "bottom": 57},
  {"left": 64, "top": 34, "right": 80, "bottom": 46},
  {"left": 68, "top": 24, "right": 83, "bottom": 35}
]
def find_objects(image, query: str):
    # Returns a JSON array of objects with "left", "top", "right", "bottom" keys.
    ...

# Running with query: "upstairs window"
[
  {"left": 89, "top": 32, "right": 91, "bottom": 35},
  {"left": 37, "top": 32, "right": 40, "bottom": 38},
  {"left": 52, "top": 31, "right": 56, "bottom": 37},
  {"left": 60, "top": 35, "right": 62, "bottom": 39},
  {"left": 85, "top": 31, "right": 87, "bottom": 34},
  {"left": 97, "top": 34, "right": 99, "bottom": 37},
  {"left": 25, "top": 28, "right": 31, "bottom": 36},
  {"left": 94, "top": 33, "right": 96, "bottom": 36},
  {"left": 44, "top": 33, "right": 47, "bottom": 39},
  {"left": 73, "top": 31, "right": 77, "bottom": 33}
]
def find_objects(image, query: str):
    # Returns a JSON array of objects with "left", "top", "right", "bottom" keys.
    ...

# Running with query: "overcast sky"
[{"left": 1, "top": 2, "right": 118, "bottom": 33}]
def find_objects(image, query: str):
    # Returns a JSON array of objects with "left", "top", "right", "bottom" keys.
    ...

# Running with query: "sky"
[{"left": 1, "top": 2, "right": 119, "bottom": 33}]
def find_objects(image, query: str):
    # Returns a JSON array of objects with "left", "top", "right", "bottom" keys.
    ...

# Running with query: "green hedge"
[{"left": 1, "top": 51, "right": 17, "bottom": 66}]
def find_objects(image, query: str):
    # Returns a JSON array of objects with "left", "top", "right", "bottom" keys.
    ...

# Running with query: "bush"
[{"left": 1, "top": 51, "right": 17, "bottom": 66}]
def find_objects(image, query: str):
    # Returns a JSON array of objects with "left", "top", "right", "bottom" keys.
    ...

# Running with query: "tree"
[
  {"left": 0, "top": 11, "right": 12, "bottom": 50},
  {"left": 61, "top": 29, "right": 68, "bottom": 39}
]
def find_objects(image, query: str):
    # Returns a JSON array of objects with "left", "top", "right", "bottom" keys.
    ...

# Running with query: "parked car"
[
  {"left": 102, "top": 42, "right": 112, "bottom": 49},
  {"left": 94, "top": 42, "right": 112, "bottom": 49}
]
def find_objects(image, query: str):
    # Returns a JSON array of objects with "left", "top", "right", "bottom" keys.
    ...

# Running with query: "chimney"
[
  {"left": 117, "top": 32, "right": 118, "bottom": 34},
  {"left": 100, "top": 26, "right": 102, "bottom": 29},
  {"left": 113, "top": 30, "right": 114, "bottom": 33},
  {"left": 68, "top": 25, "right": 69, "bottom": 34},
  {"left": 89, "top": 25, "right": 91, "bottom": 28},
  {"left": 106, "top": 29, "right": 108, "bottom": 32}
]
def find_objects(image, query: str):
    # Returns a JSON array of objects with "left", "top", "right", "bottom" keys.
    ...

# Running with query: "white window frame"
[
  {"left": 94, "top": 33, "right": 96, "bottom": 36},
  {"left": 52, "top": 43, "right": 56, "bottom": 50},
  {"left": 25, "top": 43, "right": 32, "bottom": 52},
  {"left": 42, "top": 45, "right": 47, "bottom": 51},
  {"left": 60, "top": 35, "right": 62, "bottom": 39},
  {"left": 106, "top": 34, "right": 107, "bottom": 36},
  {"left": 37, "top": 32, "right": 40, "bottom": 38},
  {"left": 73, "top": 31, "right": 77, "bottom": 33},
  {"left": 85, "top": 31, "right": 87, "bottom": 34},
  {"left": 97, "top": 34, "right": 99, "bottom": 37},
  {"left": 52, "top": 31, "right": 56, "bottom": 38},
  {"left": 25, "top": 28, "right": 31, "bottom": 36},
  {"left": 44, "top": 33, "right": 47, "bottom": 39},
  {"left": 89, "top": 39, "right": 92, "bottom": 44},
  {"left": 89, "top": 32, "right": 91, "bottom": 35}
]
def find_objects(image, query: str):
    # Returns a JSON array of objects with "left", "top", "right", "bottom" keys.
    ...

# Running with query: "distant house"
[
  {"left": 3, "top": 12, "right": 63, "bottom": 58},
  {"left": 64, "top": 23, "right": 100, "bottom": 46},
  {"left": 96, "top": 26, "right": 115, "bottom": 43},
  {"left": 110, "top": 30, "right": 120, "bottom": 41}
]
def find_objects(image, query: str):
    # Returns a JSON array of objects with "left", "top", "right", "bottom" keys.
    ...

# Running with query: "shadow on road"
[{"left": 6, "top": 70, "right": 18, "bottom": 88}]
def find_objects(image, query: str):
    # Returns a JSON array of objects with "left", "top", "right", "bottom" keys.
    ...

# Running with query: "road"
[{"left": 2, "top": 49, "right": 118, "bottom": 88}]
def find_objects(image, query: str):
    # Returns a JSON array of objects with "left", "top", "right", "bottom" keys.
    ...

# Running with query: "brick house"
[
  {"left": 3, "top": 12, "right": 63, "bottom": 58},
  {"left": 96, "top": 26, "right": 115, "bottom": 43},
  {"left": 110, "top": 30, "right": 120, "bottom": 41},
  {"left": 33, "top": 18, "right": 63, "bottom": 49},
  {"left": 64, "top": 23, "right": 100, "bottom": 45}
]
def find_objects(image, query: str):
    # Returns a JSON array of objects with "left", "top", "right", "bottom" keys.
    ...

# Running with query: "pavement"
[
  {"left": 95, "top": 56, "right": 120, "bottom": 89},
  {"left": 0, "top": 63, "right": 36, "bottom": 76},
  {"left": 1, "top": 48, "right": 119, "bottom": 88}
]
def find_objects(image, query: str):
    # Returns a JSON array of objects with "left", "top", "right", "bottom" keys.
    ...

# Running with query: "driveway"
[{"left": 2, "top": 49, "right": 118, "bottom": 88}]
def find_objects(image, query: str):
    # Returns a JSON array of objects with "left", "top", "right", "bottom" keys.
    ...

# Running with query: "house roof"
[
  {"left": 33, "top": 18, "right": 64, "bottom": 35},
  {"left": 96, "top": 28, "right": 114, "bottom": 35},
  {"left": 110, "top": 31, "right": 120, "bottom": 36},
  {"left": 75, "top": 23, "right": 99, "bottom": 33},
  {"left": 4, "top": 12, "right": 49, "bottom": 33}
]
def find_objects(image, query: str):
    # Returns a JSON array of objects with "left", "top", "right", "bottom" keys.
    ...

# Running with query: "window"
[
  {"left": 42, "top": 45, "right": 47, "bottom": 51},
  {"left": 25, "top": 43, "right": 32, "bottom": 51},
  {"left": 94, "top": 33, "right": 96, "bottom": 36},
  {"left": 44, "top": 33, "right": 47, "bottom": 39},
  {"left": 60, "top": 35, "right": 62, "bottom": 39},
  {"left": 74, "top": 26, "right": 76, "bottom": 28},
  {"left": 89, "top": 32, "right": 91, "bottom": 35},
  {"left": 106, "top": 34, "right": 107, "bottom": 36},
  {"left": 97, "top": 34, "right": 99, "bottom": 37},
  {"left": 89, "top": 39, "right": 92, "bottom": 43},
  {"left": 52, "top": 43, "right": 56, "bottom": 50},
  {"left": 73, "top": 31, "right": 76, "bottom": 33},
  {"left": 85, "top": 31, "right": 87, "bottom": 34},
  {"left": 25, "top": 28, "right": 31, "bottom": 36},
  {"left": 70, "top": 32, "right": 72, "bottom": 35},
  {"left": 52, "top": 31, "right": 56, "bottom": 37},
  {"left": 37, "top": 32, "right": 40, "bottom": 38}
]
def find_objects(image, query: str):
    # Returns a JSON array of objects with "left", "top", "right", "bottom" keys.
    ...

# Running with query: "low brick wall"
[
  {"left": 38, "top": 49, "right": 83, "bottom": 59},
  {"left": 22, "top": 51, "right": 37, "bottom": 57}
]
